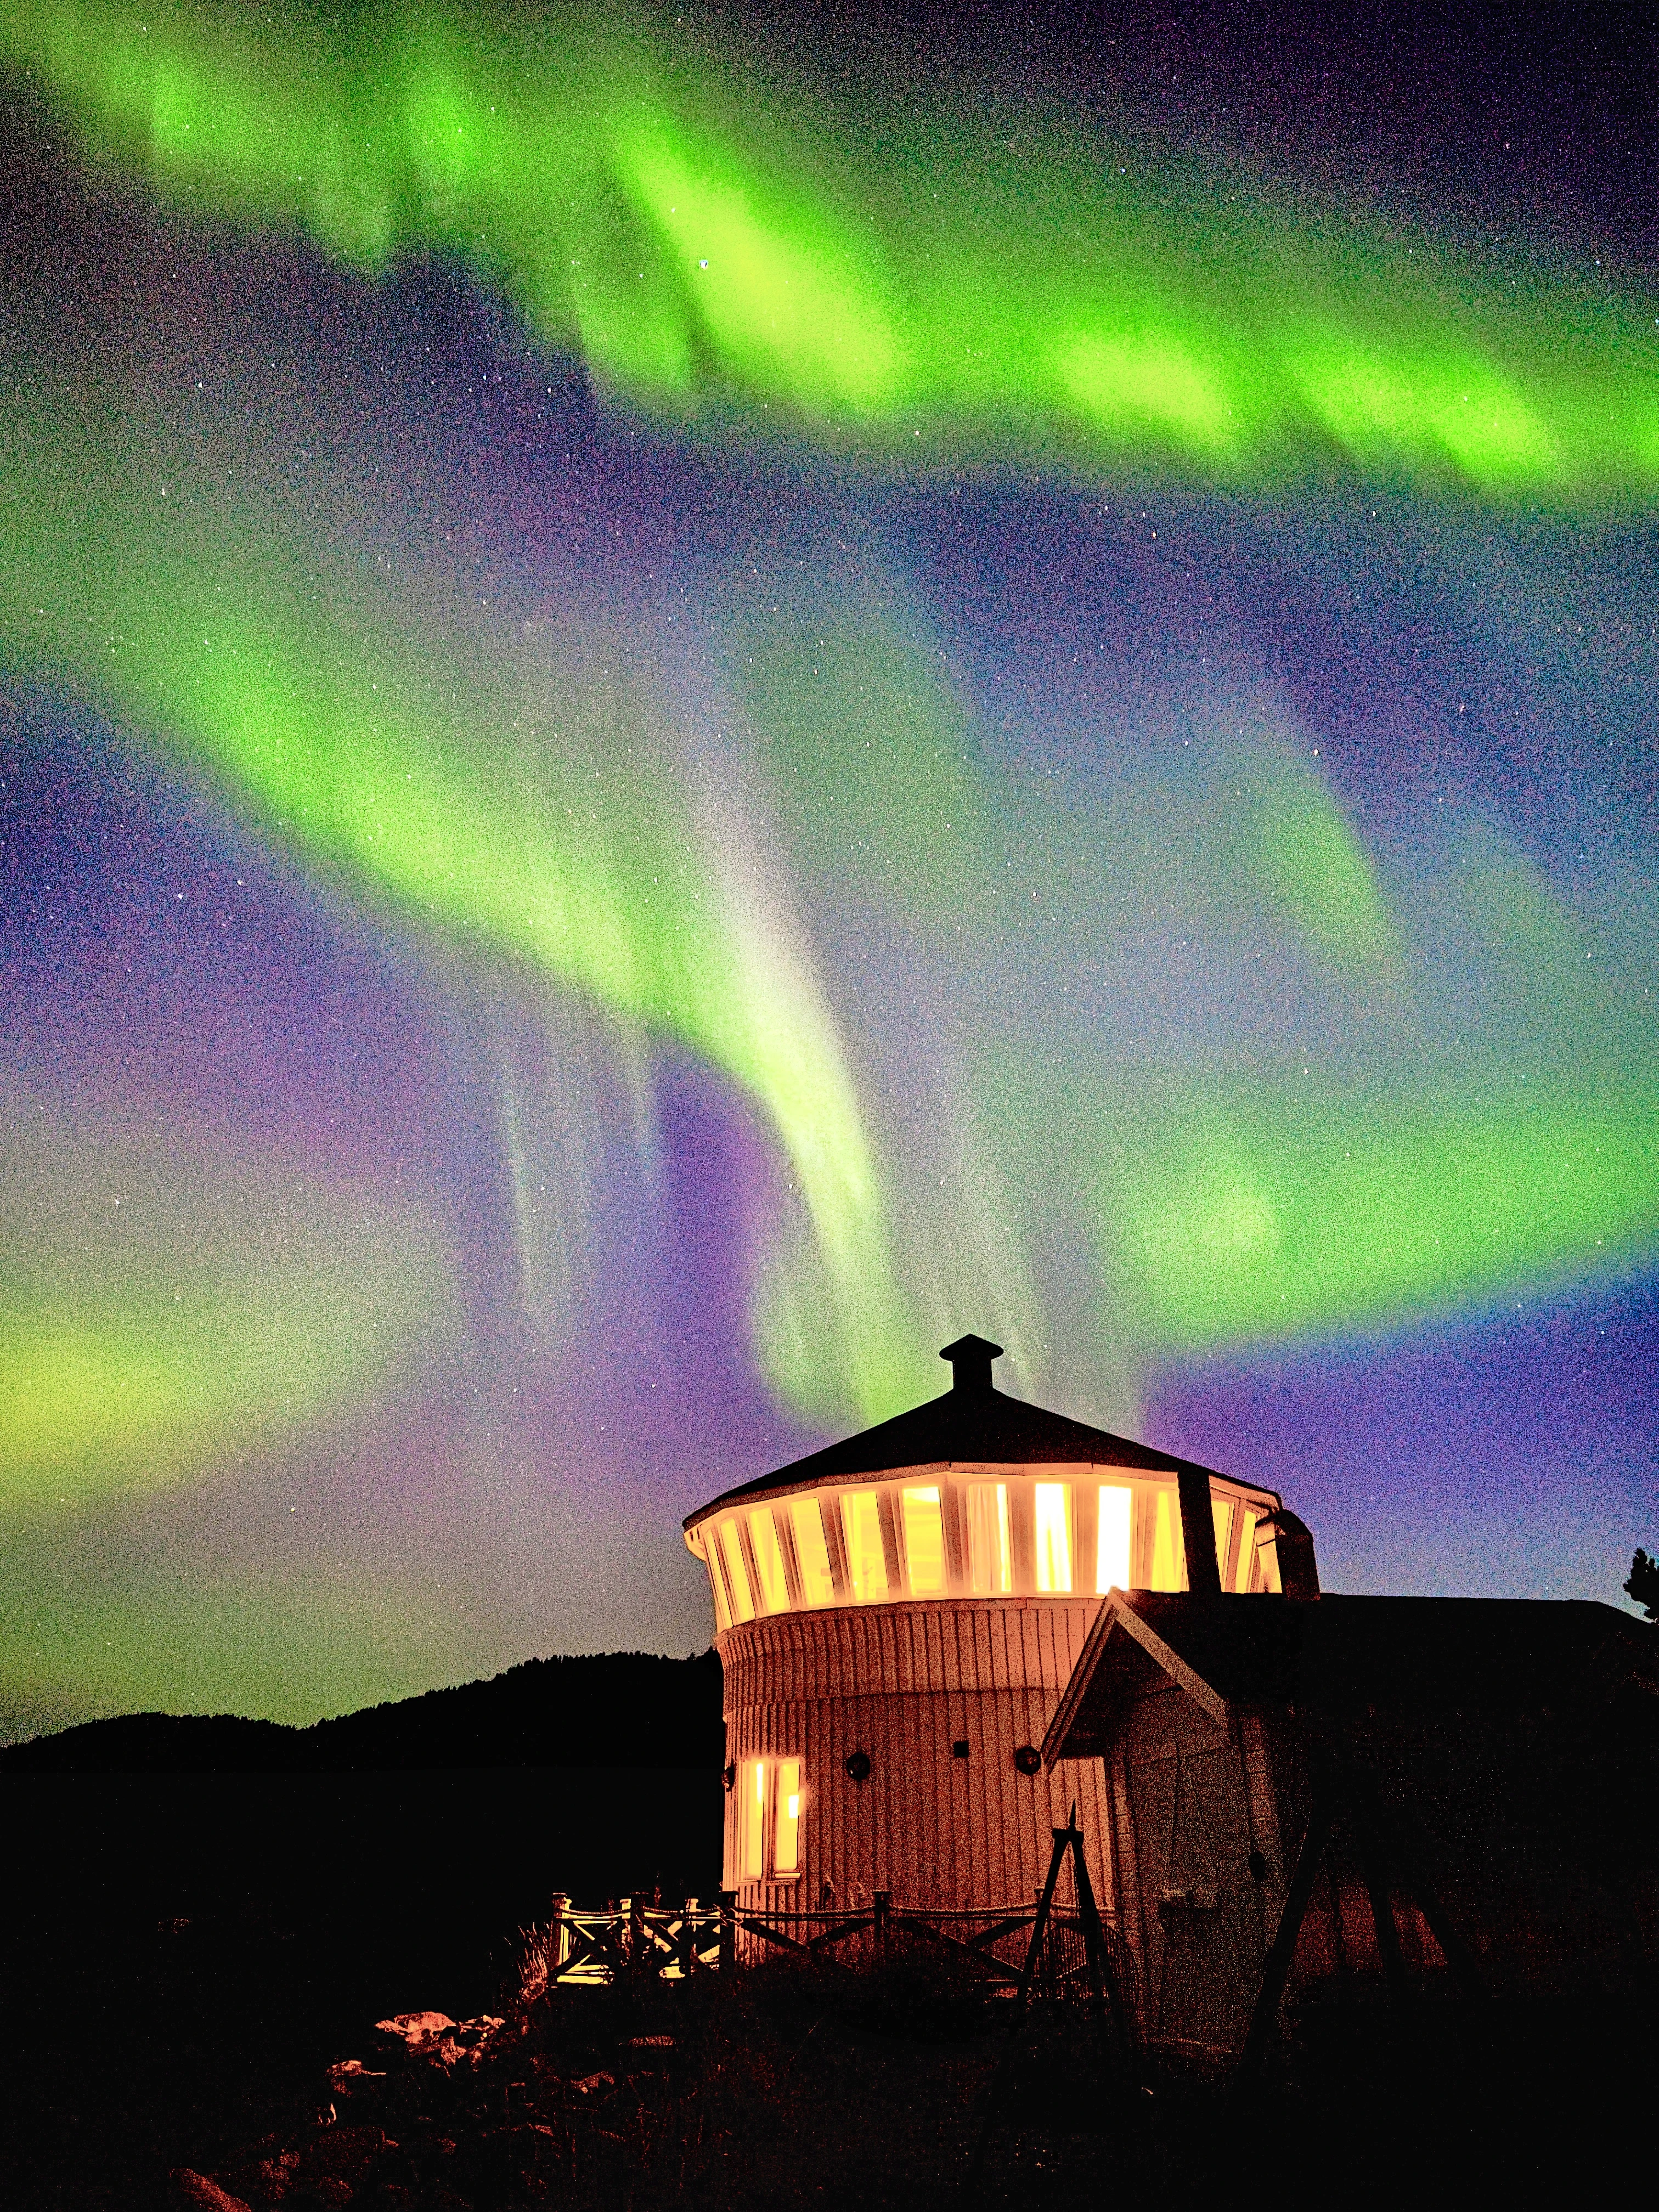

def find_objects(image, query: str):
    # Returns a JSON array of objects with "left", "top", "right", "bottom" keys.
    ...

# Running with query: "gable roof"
[
  {"left": 1043, "top": 1590, "right": 1658, "bottom": 1763},
  {"left": 684, "top": 1381, "right": 1259, "bottom": 1533}
]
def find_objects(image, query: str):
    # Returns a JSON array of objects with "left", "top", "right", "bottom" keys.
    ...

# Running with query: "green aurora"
[
  {"left": 0, "top": 369, "right": 930, "bottom": 1432},
  {"left": 3, "top": 0, "right": 1657, "bottom": 499},
  {"left": 2, "top": 4, "right": 1658, "bottom": 1499},
  {"left": 1, "top": 1099, "right": 461, "bottom": 1502},
  {"left": 5, "top": 348, "right": 1659, "bottom": 1458}
]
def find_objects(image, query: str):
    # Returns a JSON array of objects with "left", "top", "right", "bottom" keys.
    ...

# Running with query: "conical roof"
[{"left": 684, "top": 1335, "right": 1228, "bottom": 1531}]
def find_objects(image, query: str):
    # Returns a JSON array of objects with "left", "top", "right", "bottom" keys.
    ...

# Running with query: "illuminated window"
[
  {"left": 1150, "top": 1488, "right": 1181, "bottom": 1591},
  {"left": 840, "top": 1489, "right": 888, "bottom": 1602},
  {"left": 1235, "top": 1506, "right": 1259, "bottom": 1592},
  {"left": 707, "top": 1547, "right": 732, "bottom": 1630},
  {"left": 740, "top": 1758, "right": 766, "bottom": 1881},
  {"left": 1034, "top": 1483, "right": 1073, "bottom": 1592},
  {"left": 718, "top": 1519, "right": 755, "bottom": 1622},
  {"left": 902, "top": 1486, "right": 946, "bottom": 1596},
  {"left": 775, "top": 1758, "right": 802, "bottom": 1874},
  {"left": 1212, "top": 1498, "right": 1235, "bottom": 1585},
  {"left": 1258, "top": 1524, "right": 1283, "bottom": 1594},
  {"left": 967, "top": 1482, "right": 1010, "bottom": 1595},
  {"left": 1096, "top": 1485, "right": 1132, "bottom": 1593},
  {"left": 749, "top": 1509, "right": 789, "bottom": 1613},
  {"left": 790, "top": 1496, "right": 835, "bottom": 1606}
]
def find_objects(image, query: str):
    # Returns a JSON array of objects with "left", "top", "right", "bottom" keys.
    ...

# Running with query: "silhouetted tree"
[{"left": 1624, "top": 1548, "right": 1659, "bottom": 1622}]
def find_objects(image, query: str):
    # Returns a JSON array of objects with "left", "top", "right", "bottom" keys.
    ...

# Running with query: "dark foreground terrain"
[
  {"left": 0, "top": 1654, "right": 725, "bottom": 2210},
  {"left": 29, "top": 1926, "right": 1654, "bottom": 2212},
  {"left": 2, "top": 1766, "right": 723, "bottom": 2210},
  {"left": 6, "top": 1792, "right": 1652, "bottom": 2212},
  {"left": 4, "top": 1643, "right": 1651, "bottom": 2210}
]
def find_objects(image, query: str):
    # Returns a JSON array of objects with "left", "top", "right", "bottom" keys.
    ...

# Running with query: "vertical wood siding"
[{"left": 720, "top": 1598, "right": 1115, "bottom": 1917}]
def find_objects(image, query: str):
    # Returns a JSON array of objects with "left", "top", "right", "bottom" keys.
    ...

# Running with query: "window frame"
[
  {"left": 1032, "top": 1481, "right": 1075, "bottom": 1593},
  {"left": 747, "top": 1505, "right": 790, "bottom": 1615},
  {"left": 965, "top": 1479, "right": 1012, "bottom": 1596},
  {"left": 734, "top": 1754, "right": 805, "bottom": 1884},
  {"left": 774, "top": 1757, "right": 803, "bottom": 1876},
  {"left": 1095, "top": 1482, "right": 1133, "bottom": 1595},
  {"left": 717, "top": 1516, "right": 757, "bottom": 1621},
  {"left": 899, "top": 1483, "right": 947, "bottom": 1598},
  {"left": 786, "top": 1494, "right": 837, "bottom": 1608},
  {"left": 840, "top": 1486, "right": 890, "bottom": 1603},
  {"left": 706, "top": 1537, "right": 733, "bottom": 1630}
]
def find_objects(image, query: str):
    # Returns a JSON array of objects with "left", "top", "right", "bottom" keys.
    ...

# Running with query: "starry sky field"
[{"left": 3, "top": 1, "right": 1656, "bottom": 1737}]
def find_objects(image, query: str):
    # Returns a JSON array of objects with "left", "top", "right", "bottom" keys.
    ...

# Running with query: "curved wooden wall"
[{"left": 720, "top": 1596, "right": 1115, "bottom": 1917}]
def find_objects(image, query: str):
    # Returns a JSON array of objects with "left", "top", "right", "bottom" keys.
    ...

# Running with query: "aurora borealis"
[{"left": 3, "top": 2, "right": 1656, "bottom": 1735}]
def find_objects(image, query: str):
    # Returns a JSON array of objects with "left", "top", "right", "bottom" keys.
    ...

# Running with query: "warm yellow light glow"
[
  {"left": 840, "top": 1488, "right": 888, "bottom": 1602},
  {"left": 789, "top": 1495, "right": 836, "bottom": 1606},
  {"left": 1096, "top": 1484, "right": 1132, "bottom": 1593},
  {"left": 901, "top": 1485, "right": 946, "bottom": 1596},
  {"left": 967, "top": 1481, "right": 1010, "bottom": 1594},
  {"left": 1212, "top": 1497, "right": 1235, "bottom": 1582},
  {"left": 707, "top": 1545, "right": 733, "bottom": 1630},
  {"left": 1150, "top": 1488, "right": 1181, "bottom": 1590},
  {"left": 1258, "top": 1525, "right": 1284, "bottom": 1594},
  {"left": 742, "top": 1758, "right": 766, "bottom": 1881},
  {"left": 749, "top": 1508, "right": 789, "bottom": 1613},
  {"left": 775, "top": 1757, "right": 802, "bottom": 1874},
  {"left": 1235, "top": 1506, "right": 1260, "bottom": 1592},
  {"left": 1034, "top": 1483, "right": 1073, "bottom": 1592},
  {"left": 718, "top": 1519, "right": 755, "bottom": 1622}
]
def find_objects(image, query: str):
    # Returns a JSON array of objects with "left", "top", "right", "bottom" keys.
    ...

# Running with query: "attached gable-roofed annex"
[
  {"left": 1040, "top": 1589, "right": 1658, "bottom": 2060},
  {"left": 1042, "top": 1590, "right": 1657, "bottom": 1763}
]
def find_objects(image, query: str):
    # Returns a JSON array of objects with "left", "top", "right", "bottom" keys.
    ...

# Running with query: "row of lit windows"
[
  {"left": 697, "top": 1477, "right": 1277, "bottom": 1628},
  {"left": 736, "top": 1757, "right": 802, "bottom": 1882}
]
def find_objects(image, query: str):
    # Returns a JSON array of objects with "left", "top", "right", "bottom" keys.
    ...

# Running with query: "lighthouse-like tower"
[{"left": 683, "top": 1336, "right": 1286, "bottom": 1918}]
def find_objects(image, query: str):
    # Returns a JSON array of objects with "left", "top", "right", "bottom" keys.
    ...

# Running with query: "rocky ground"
[
  {"left": 5, "top": 1815, "right": 1650, "bottom": 2212},
  {"left": 159, "top": 1946, "right": 1029, "bottom": 2212},
  {"left": 151, "top": 1939, "right": 1655, "bottom": 2212},
  {"left": 1, "top": 1768, "right": 720, "bottom": 2210}
]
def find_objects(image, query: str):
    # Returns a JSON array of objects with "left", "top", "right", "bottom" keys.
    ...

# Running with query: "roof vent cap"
[{"left": 940, "top": 1334, "right": 1003, "bottom": 1396}]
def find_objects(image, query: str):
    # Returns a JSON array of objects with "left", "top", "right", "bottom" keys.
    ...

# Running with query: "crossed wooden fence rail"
[{"left": 541, "top": 1887, "right": 1125, "bottom": 1996}]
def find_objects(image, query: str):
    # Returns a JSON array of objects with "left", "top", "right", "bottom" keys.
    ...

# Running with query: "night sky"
[{"left": 3, "top": 2, "right": 1656, "bottom": 1739}]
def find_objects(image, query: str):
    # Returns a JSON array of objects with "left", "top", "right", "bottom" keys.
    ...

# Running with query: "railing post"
[
  {"left": 550, "top": 1891, "right": 569, "bottom": 1975},
  {"left": 681, "top": 1898, "right": 698, "bottom": 1978},
  {"left": 873, "top": 1888, "right": 890, "bottom": 1947},
  {"left": 718, "top": 1888, "right": 737, "bottom": 1973},
  {"left": 629, "top": 1891, "right": 646, "bottom": 1974}
]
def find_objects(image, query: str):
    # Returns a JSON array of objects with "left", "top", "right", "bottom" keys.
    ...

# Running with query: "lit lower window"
[
  {"left": 718, "top": 1519, "right": 755, "bottom": 1622},
  {"left": 741, "top": 1758, "right": 766, "bottom": 1881},
  {"left": 967, "top": 1482, "right": 1009, "bottom": 1595},
  {"left": 1034, "top": 1483, "right": 1073, "bottom": 1592},
  {"left": 775, "top": 1758, "right": 802, "bottom": 1874},
  {"left": 902, "top": 1486, "right": 946, "bottom": 1596},
  {"left": 841, "top": 1489, "right": 888, "bottom": 1602},
  {"left": 790, "top": 1496, "right": 836, "bottom": 1606},
  {"left": 1096, "top": 1484, "right": 1132, "bottom": 1594},
  {"left": 1149, "top": 1487, "right": 1180, "bottom": 1591},
  {"left": 749, "top": 1508, "right": 789, "bottom": 1613}
]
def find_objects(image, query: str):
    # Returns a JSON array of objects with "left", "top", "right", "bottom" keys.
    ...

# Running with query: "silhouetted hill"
[{"left": 0, "top": 1649, "right": 725, "bottom": 1773}]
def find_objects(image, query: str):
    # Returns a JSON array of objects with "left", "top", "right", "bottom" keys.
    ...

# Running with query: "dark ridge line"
[{"left": 1, "top": 1649, "right": 725, "bottom": 1774}]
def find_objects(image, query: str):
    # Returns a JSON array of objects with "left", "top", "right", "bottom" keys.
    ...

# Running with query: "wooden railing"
[
  {"left": 541, "top": 1895, "right": 723, "bottom": 1985},
  {"left": 539, "top": 1888, "right": 1130, "bottom": 1999}
]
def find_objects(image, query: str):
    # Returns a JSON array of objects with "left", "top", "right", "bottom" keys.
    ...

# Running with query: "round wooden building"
[{"left": 683, "top": 1335, "right": 1286, "bottom": 1919}]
